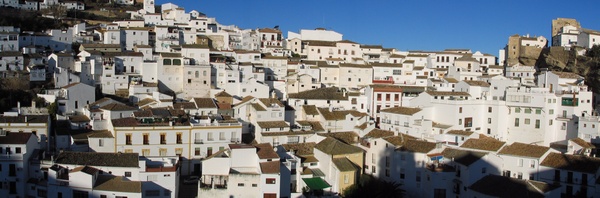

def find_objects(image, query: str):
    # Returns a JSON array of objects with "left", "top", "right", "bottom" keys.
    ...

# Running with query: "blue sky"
[{"left": 156, "top": 0, "right": 600, "bottom": 55}]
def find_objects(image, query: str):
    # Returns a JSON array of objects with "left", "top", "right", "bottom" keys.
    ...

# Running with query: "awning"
[{"left": 302, "top": 177, "right": 331, "bottom": 190}]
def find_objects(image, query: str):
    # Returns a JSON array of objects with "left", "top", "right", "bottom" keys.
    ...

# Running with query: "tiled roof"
[
  {"left": 87, "top": 130, "right": 114, "bottom": 138},
  {"left": 281, "top": 142, "right": 316, "bottom": 156},
  {"left": 426, "top": 91, "right": 471, "bottom": 96},
  {"left": 69, "top": 115, "right": 91, "bottom": 123},
  {"left": 111, "top": 117, "right": 139, "bottom": 127},
  {"left": 215, "top": 91, "right": 232, "bottom": 97},
  {"left": 551, "top": 71, "right": 581, "bottom": 79},
  {"left": 259, "top": 98, "right": 284, "bottom": 107},
  {"left": 193, "top": 98, "right": 217, "bottom": 108},
  {"left": 364, "top": 129, "right": 394, "bottom": 139},
  {"left": 315, "top": 137, "right": 363, "bottom": 155},
  {"left": 260, "top": 161, "right": 280, "bottom": 174},
  {"left": 339, "top": 63, "right": 372, "bottom": 68},
  {"left": 0, "top": 132, "right": 32, "bottom": 144},
  {"left": 136, "top": 98, "right": 157, "bottom": 107},
  {"left": 332, "top": 157, "right": 358, "bottom": 172},
  {"left": 94, "top": 175, "right": 142, "bottom": 193},
  {"left": 498, "top": 142, "right": 550, "bottom": 158},
  {"left": 173, "top": 102, "right": 197, "bottom": 109},
  {"left": 305, "top": 40, "right": 337, "bottom": 47},
  {"left": 55, "top": 152, "right": 139, "bottom": 167},
  {"left": 441, "top": 148, "right": 486, "bottom": 166},
  {"left": 100, "top": 103, "right": 137, "bottom": 111},
  {"left": 455, "top": 54, "right": 478, "bottom": 62},
  {"left": 380, "top": 106, "right": 421, "bottom": 115},
  {"left": 303, "top": 105, "right": 319, "bottom": 115},
  {"left": 463, "top": 80, "right": 491, "bottom": 87},
  {"left": 257, "top": 121, "right": 289, "bottom": 129},
  {"left": 233, "top": 96, "right": 255, "bottom": 107},
  {"left": 296, "top": 121, "right": 325, "bottom": 131},
  {"left": 288, "top": 87, "right": 347, "bottom": 100},
  {"left": 261, "top": 131, "right": 316, "bottom": 137},
  {"left": 160, "top": 52, "right": 181, "bottom": 57},
  {"left": 70, "top": 166, "right": 99, "bottom": 175},
  {"left": 540, "top": 153, "right": 600, "bottom": 173},
  {"left": 469, "top": 175, "right": 556, "bottom": 198},
  {"left": 258, "top": 28, "right": 281, "bottom": 33},
  {"left": 383, "top": 134, "right": 417, "bottom": 146},
  {"left": 317, "top": 108, "right": 366, "bottom": 121},
  {"left": 318, "top": 132, "right": 359, "bottom": 144},
  {"left": 396, "top": 140, "right": 436, "bottom": 153},
  {"left": 444, "top": 78, "right": 459, "bottom": 83},
  {"left": 255, "top": 143, "right": 279, "bottom": 159},
  {"left": 570, "top": 138, "right": 595, "bottom": 148},
  {"left": 460, "top": 137, "right": 505, "bottom": 151},
  {"left": 0, "top": 115, "right": 48, "bottom": 123},
  {"left": 446, "top": 130, "right": 473, "bottom": 136}
]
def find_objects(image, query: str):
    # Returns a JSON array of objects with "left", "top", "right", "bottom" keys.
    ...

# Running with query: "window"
[
  {"left": 458, "top": 119, "right": 462, "bottom": 125},
  {"left": 377, "top": 93, "right": 382, "bottom": 101},
  {"left": 394, "top": 94, "right": 400, "bottom": 101},
  {"left": 549, "top": 109, "right": 554, "bottom": 114},
  {"left": 488, "top": 118, "right": 492, "bottom": 124},
  {"left": 459, "top": 107, "right": 462, "bottom": 113},
  {"left": 219, "top": 132, "right": 225, "bottom": 140},
  {"left": 515, "top": 107, "right": 521, "bottom": 113},
  {"left": 15, "top": 147, "right": 21, "bottom": 154},
  {"left": 126, "top": 133, "right": 132, "bottom": 145},
  {"left": 195, "top": 147, "right": 201, "bottom": 155},
  {"left": 400, "top": 168, "right": 405, "bottom": 179},
  {"left": 525, "top": 108, "right": 532, "bottom": 114},
  {"left": 518, "top": 159, "right": 523, "bottom": 167},
  {"left": 535, "top": 109, "right": 541, "bottom": 114},
  {"left": 535, "top": 119, "right": 540, "bottom": 129},
  {"left": 488, "top": 107, "right": 492, "bottom": 113},
  {"left": 266, "top": 178, "right": 276, "bottom": 184},
  {"left": 482, "top": 167, "right": 487, "bottom": 174},
  {"left": 159, "top": 148, "right": 167, "bottom": 156},
  {"left": 143, "top": 133, "right": 149, "bottom": 145},
  {"left": 515, "top": 118, "right": 520, "bottom": 127},
  {"left": 125, "top": 172, "right": 132, "bottom": 177},
  {"left": 73, "top": 190, "right": 88, "bottom": 198},
  {"left": 176, "top": 133, "right": 182, "bottom": 144},
  {"left": 238, "top": 183, "right": 244, "bottom": 187}
]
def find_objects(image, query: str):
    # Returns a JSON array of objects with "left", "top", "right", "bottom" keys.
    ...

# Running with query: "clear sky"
[{"left": 156, "top": 0, "right": 600, "bottom": 56}]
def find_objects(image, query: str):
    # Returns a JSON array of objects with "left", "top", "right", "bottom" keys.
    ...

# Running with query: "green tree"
[{"left": 587, "top": 44, "right": 600, "bottom": 59}]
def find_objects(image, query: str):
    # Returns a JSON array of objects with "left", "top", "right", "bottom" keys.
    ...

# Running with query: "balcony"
[
  {"left": 195, "top": 139, "right": 204, "bottom": 144},
  {"left": 230, "top": 138, "right": 239, "bottom": 143},
  {"left": 0, "top": 154, "right": 24, "bottom": 160}
]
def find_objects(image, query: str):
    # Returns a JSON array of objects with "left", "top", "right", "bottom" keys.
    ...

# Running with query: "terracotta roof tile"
[
  {"left": 332, "top": 157, "right": 358, "bottom": 172},
  {"left": 469, "top": 175, "right": 556, "bottom": 198},
  {"left": 255, "top": 143, "right": 279, "bottom": 159},
  {"left": 281, "top": 142, "right": 316, "bottom": 156},
  {"left": 260, "top": 161, "right": 280, "bottom": 174},
  {"left": 540, "top": 153, "right": 600, "bottom": 173},
  {"left": 257, "top": 121, "right": 289, "bottom": 129},
  {"left": 498, "top": 142, "right": 550, "bottom": 158},
  {"left": 442, "top": 148, "right": 487, "bottom": 166},
  {"left": 364, "top": 129, "right": 394, "bottom": 138},
  {"left": 446, "top": 130, "right": 473, "bottom": 136},
  {"left": 315, "top": 137, "right": 363, "bottom": 155},
  {"left": 396, "top": 140, "right": 436, "bottom": 153},
  {"left": 288, "top": 87, "right": 348, "bottom": 100},
  {"left": 318, "top": 132, "right": 359, "bottom": 144},
  {"left": 56, "top": 152, "right": 139, "bottom": 167},
  {"left": 460, "top": 137, "right": 505, "bottom": 151},
  {"left": 380, "top": 107, "right": 421, "bottom": 115},
  {"left": 0, "top": 132, "right": 32, "bottom": 144},
  {"left": 193, "top": 98, "right": 217, "bottom": 108}
]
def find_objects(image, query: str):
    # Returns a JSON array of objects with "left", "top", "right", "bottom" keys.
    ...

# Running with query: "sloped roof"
[
  {"left": 193, "top": 98, "right": 217, "bottom": 108},
  {"left": 460, "top": 137, "right": 506, "bottom": 152},
  {"left": 173, "top": 102, "right": 197, "bottom": 109},
  {"left": 540, "top": 153, "right": 600, "bottom": 173},
  {"left": 215, "top": 91, "right": 232, "bottom": 97},
  {"left": 570, "top": 138, "right": 595, "bottom": 149},
  {"left": 380, "top": 106, "right": 422, "bottom": 115},
  {"left": 382, "top": 134, "right": 417, "bottom": 146},
  {"left": 288, "top": 87, "right": 347, "bottom": 100},
  {"left": 255, "top": 143, "right": 279, "bottom": 159},
  {"left": 551, "top": 71, "right": 581, "bottom": 79},
  {"left": 100, "top": 103, "right": 137, "bottom": 111},
  {"left": 442, "top": 148, "right": 486, "bottom": 166},
  {"left": 332, "top": 157, "right": 358, "bottom": 172},
  {"left": 55, "top": 152, "right": 138, "bottom": 167},
  {"left": 281, "top": 142, "right": 316, "bottom": 156},
  {"left": 469, "top": 175, "right": 557, "bottom": 198},
  {"left": 498, "top": 142, "right": 550, "bottom": 158},
  {"left": 315, "top": 137, "right": 363, "bottom": 155},
  {"left": 446, "top": 130, "right": 473, "bottom": 136},
  {"left": 463, "top": 80, "right": 491, "bottom": 87},
  {"left": 318, "top": 132, "right": 359, "bottom": 144},
  {"left": 259, "top": 98, "right": 284, "bottom": 107},
  {"left": 0, "top": 132, "right": 32, "bottom": 144},
  {"left": 396, "top": 140, "right": 436, "bottom": 153},
  {"left": 94, "top": 175, "right": 142, "bottom": 193},
  {"left": 364, "top": 129, "right": 395, "bottom": 138},
  {"left": 426, "top": 91, "right": 471, "bottom": 96},
  {"left": 260, "top": 161, "right": 280, "bottom": 174},
  {"left": 303, "top": 105, "right": 319, "bottom": 115},
  {"left": 0, "top": 115, "right": 48, "bottom": 123},
  {"left": 257, "top": 121, "right": 289, "bottom": 129}
]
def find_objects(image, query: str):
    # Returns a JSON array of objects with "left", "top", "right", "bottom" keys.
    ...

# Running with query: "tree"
[
  {"left": 587, "top": 44, "right": 600, "bottom": 59},
  {"left": 41, "top": 4, "right": 68, "bottom": 25},
  {"left": 343, "top": 175, "right": 405, "bottom": 198}
]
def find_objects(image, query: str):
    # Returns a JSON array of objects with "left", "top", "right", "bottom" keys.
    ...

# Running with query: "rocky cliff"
[{"left": 532, "top": 46, "right": 600, "bottom": 93}]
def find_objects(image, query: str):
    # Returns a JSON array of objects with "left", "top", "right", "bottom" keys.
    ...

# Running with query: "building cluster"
[
  {"left": 0, "top": 0, "right": 85, "bottom": 11},
  {"left": 1, "top": 2, "right": 600, "bottom": 198}
]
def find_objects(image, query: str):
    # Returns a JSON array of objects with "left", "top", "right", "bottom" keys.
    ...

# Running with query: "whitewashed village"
[{"left": 1, "top": 1, "right": 600, "bottom": 198}]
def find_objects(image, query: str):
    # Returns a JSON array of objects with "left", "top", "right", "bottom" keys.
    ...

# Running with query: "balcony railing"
[{"left": 195, "top": 139, "right": 204, "bottom": 144}]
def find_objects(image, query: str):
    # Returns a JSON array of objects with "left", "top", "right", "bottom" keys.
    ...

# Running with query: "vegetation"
[
  {"left": 0, "top": 8, "right": 64, "bottom": 31},
  {"left": 343, "top": 174, "right": 405, "bottom": 198},
  {"left": 0, "top": 73, "right": 36, "bottom": 112}
]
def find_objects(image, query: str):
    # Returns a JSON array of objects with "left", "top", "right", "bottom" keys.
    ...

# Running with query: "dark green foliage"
[
  {"left": 0, "top": 8, "right": 63, "bottom": 32},
  {"left": 586, "top": 45, "right": 600, "bottom": 59},
  {"left": 343, "top": 175, "right": 405, "bottom": 198}
]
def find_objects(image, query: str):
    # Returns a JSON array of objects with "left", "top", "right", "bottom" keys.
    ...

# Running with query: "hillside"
[{"left": 533, "top": 46, "right": 600, "bottom": 93}]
